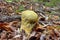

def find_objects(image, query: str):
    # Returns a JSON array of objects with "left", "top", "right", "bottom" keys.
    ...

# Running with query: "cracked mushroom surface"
[{"left": 20, "top": 10, "right": 38, "bottom": 36}]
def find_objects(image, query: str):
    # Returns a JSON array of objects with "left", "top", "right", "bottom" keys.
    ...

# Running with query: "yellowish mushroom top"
[
  {"left": 21, "top": 10, "right": 38, "bottom": 22},
  {"left": 21, "top": 10, "right": 38, "bottom": 35}
]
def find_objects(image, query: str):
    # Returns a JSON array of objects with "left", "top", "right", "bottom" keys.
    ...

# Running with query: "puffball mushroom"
[{"left": 20, "top": 10, "right": 38, "bottom": 36}]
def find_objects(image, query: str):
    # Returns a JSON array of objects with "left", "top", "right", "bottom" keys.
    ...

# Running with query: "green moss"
[
  {"left": 5, "top": 0, "right": 13, "bottom": 3},
  {"left": 15, "top": 5, "right": 25, "bottom": 13},
  {"left": 56, "top": 26, "right": 60, "bottom": 29},
  {"left": 45, "top": 0, "right": 60, "bottom": 7}
]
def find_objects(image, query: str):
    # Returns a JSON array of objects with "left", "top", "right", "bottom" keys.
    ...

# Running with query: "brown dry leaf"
[
  {"left": 53, "top": 21, "right": 60, "bottom": 25},
  {"left": 46, "top": 26, "right": 55, "bottom": 30},
  {"left": 0, "top": 21, "right": 18, "bottom": 33},
  {"left": 0, "top": 23, "right": 13, "bottom": 32},
  {"left": 35, "top": 23, "right": 45, "bottom": 32},
  {"left": 6, "top": 6, "right": 13, "bottom": 13},
  {"left": 52, "top": 15, "right": 59, "bottom": 21},
  {"left": 0, "top": 2, "right": 5, "bottom": 8}
]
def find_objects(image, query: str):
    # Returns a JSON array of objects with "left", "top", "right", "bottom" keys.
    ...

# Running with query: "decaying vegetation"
[{"left": 0, "top": 0, "right": 60, "bottom": 40}]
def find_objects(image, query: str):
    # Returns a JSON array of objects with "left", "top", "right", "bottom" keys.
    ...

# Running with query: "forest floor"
[{"left": 0, "top": 0, "right": 60, "bottom": 40}]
